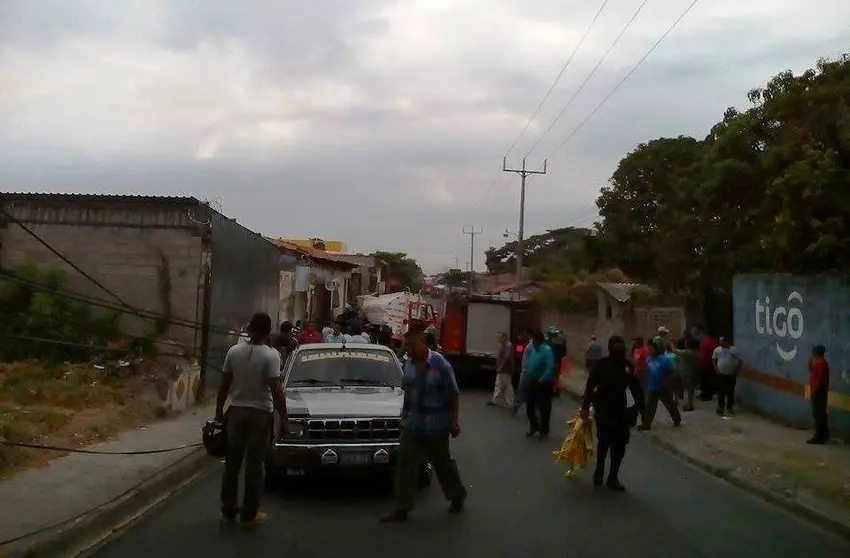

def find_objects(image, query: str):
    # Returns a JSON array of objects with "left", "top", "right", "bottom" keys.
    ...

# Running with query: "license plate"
[{"left": 339, "top": 453, "right": 371, "bottom": 466}]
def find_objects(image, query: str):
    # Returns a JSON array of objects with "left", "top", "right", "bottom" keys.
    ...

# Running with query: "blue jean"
[{"left": 513, "top": 372, "right": 529, "bottom": 409}]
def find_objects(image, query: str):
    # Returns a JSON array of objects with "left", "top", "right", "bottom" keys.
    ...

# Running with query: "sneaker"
[{"left": 239, "top": 511, "right": 268, "bottom": 527}]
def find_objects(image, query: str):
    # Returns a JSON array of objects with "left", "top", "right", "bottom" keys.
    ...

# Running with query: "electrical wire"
[
  {"left": 0, "top": 269, "right": 234, "bottom": 336},
  {"left": 525, "top": 0, "right": 652, "bottom": 157},
  {"left": 503, "top": 0, "right": 611, "bottom": 160},
  {"left": 0, "top": 447, "right": 213, "bottom": 547},
  {"left": 543, "top": 0, "right": 702, "bottom": 160},
  {"left": 478, "top": 0, "right": 611, "bottom": 213},
  {"left": 0, "top": 439, "right": 203, "bottom": 455}
]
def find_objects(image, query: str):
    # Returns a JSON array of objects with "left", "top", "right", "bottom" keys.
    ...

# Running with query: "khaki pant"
[
  {"left": 220, "top": 406, "right": 273, "bottom": 521},
  {"left": 491, "top": 372, "right": 514, "bottom": 406},
  {"left": 392, "top": 429, "right": 466, "bottom": 511}
]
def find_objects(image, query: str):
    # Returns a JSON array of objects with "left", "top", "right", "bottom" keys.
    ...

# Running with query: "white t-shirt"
[
  {"left": 712, "top": 346, "right": 740, "bottom": 376},
  {"left": 223, "top": 343, "right": 281, "bottom": 412}
]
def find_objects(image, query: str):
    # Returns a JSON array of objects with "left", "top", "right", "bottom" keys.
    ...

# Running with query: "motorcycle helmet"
[{"left": 202, "top": 418, "right": 228, "bottom": 458}]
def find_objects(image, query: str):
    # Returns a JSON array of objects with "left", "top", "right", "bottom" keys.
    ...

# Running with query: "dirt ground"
[{"left": 0, "top": 358, "right": 179, "bottom": 479}]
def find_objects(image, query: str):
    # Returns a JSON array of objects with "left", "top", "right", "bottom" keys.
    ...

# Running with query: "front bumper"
[{"left": 270, "top": 441, "right": 401, "bottom": 473}]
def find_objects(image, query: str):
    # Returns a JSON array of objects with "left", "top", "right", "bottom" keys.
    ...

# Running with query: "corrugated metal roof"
[
  {"left": 273, "top": 239, "right": 359, "bottom": 268},
  {"left": 1, "top": 192, "right": 201, "bottom": 205},
  {"left": 597, "top": 282, "right": 645, "bottom": 303}
]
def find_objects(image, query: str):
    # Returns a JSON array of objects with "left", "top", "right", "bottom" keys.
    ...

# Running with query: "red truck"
[{"left": 439, "top": 292, "right": 540, "bottom": 384}]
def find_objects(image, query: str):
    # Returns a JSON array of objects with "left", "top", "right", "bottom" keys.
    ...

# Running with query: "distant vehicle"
[
  {"left": 357, "top": 291, "right": 438, "bottom": 345},
  {"left": 265, "top": 342, "right": 432, "bottom": 489},
  {"left": 439, "top": 292, "right": 540, "bottom": 384}
]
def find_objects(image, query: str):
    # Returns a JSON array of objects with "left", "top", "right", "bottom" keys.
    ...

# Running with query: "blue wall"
[{"left": 733, "top": 274, "right": 850, "bottom": 440}]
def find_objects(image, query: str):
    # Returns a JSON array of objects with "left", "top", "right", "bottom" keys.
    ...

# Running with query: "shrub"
[{"left": 0, "top": 262, "right": 122, "bottom": 363}]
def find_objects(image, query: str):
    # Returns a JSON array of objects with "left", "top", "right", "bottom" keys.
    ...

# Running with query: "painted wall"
[{"left": 733, "top": 274, "right": 850, "bottom": 439}]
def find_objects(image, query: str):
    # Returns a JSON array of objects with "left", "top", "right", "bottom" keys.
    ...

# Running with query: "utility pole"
[
  {"left": 502, "top": 157, "right": 547, "bottom": 300},
  {"left": 462, "top": 226, "right": 482, "bottom": 292}
]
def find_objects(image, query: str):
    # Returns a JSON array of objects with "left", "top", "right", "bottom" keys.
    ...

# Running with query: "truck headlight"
[{"left": 284, "top": 421, "right": 305, "bottom": 439}]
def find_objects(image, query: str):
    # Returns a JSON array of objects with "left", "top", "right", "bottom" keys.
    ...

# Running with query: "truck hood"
[{"left": 286, "top": 387, "right": 404, "bottom": 418}]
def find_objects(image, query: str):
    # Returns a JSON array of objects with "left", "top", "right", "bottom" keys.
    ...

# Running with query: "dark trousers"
[
  {"left": 812, "top": 388, "right": 830, "bottom": 441},
  {"left": 717, "top": 373, "right": 738, "bottom": 413},
  {"left": 221, "top": 406, "right": 273, "bottom": 521},
  {"left": 699, "top": 362, "right": 716, "bottom": 398},
  {"left": 595, "top": 418, "right": 629, "bottom": 485},
  {"left": 392, "top": 429, "right": 466, "bottom": 511},
  {"left": 642, "top": 388, "right": 681, "bottom": 427},
  {"left": 526, "top": 381, "right": 554, "bottom": 435}
]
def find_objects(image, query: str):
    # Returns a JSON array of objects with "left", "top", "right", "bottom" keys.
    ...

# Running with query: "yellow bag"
[{"left": 552, "top": 410, "right": 594, "bottom": 477}]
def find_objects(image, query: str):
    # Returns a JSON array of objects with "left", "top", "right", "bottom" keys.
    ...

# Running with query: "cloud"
[{"left": 1, "top": 0, "right": 849, "bottom": 272}]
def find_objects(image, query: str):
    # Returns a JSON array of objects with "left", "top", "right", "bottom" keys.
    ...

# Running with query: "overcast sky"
[{"left": 1, "top": 1, "right": 848, "bottom": 273}]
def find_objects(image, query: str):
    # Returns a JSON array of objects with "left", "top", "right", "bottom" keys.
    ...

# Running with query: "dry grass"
[{"left": 0, "top": 360, "right": 172, "bottom": 476}]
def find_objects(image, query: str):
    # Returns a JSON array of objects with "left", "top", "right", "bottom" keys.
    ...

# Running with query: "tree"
[
  {"left": 594, "top": 53, "right": 850, "bottom": 290},
  {"left": 437, "top": 268, "right": 470, "bottom": 288},
  {"left": 595, "top": 136, "right": 703, "bottom": 286},
  {"left": 373, "top": 251, "right": 424, "bottom": 292},
  {"left": 484, "top": 227, "right": 593, "bottom": 276}
]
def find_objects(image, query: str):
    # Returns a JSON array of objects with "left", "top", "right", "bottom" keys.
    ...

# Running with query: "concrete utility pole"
[
  {"left": 462, "top": 226, "right": 482, "bottom": 292},
  {"left": 502, "top": 157, "right": 547, "bottom": 300}
]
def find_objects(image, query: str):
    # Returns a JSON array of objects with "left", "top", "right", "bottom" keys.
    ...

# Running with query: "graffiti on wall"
[{"left": 734, "top": 274, "right": 850, "bottom": 439}]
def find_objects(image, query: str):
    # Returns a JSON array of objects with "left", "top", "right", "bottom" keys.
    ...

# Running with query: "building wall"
[
  {"left": 733, "top": 274, "right": 850, "bottom": 439},
  {"left": 542, "top": 303, "right": 687, "bottom": 363},
  {"left": 207, "top": 212, "right": 281, "bottom": 373},
  {"left": 0, "top": 199, "right": 203, "bottom": 349}
]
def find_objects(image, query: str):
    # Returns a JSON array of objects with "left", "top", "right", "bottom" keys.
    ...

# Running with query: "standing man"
[
  {"left": 638, "top": 340, "right": 681, "bottom": 430},
  {"left": 488, "top": 332, "right": 514, "bottom": 407},
  {"left": 580, "top": 336, "right": 644, "bottom": 491},
  {"left": 585, "top": 335, "right": 603, "bottom": 373},
  {"left": 713, "top": 336, "right": 742, "bottom": 417},
  {"left": 297, "top": 321, "right": 323, "bottom": 344},
  {"left": 524, "top": 331, "right": 556, "bottom": 439},
  {"left": 216, "top": 312, "right": 288, "bottom": 527},
  {"left": 271, "top": 321, "right": 298, "bottom": 364},
  {"left": 511, "top": 328, "right": 535, "bottom": 416},
  {"left": 692, "top": 325, "right": 718, "bottom": 401},
  {"left": 808, "top": 345, "right": 830, "bottom": 444},
  {"left": 380, "top": 325, "right": 467, "bottom": 522},
  {"left": 324, "top": 322, "right": 346, "bottom": 343}
]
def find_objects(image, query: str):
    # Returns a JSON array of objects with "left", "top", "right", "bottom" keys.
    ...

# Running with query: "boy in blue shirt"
[{"left": 637, "top": 340, "right": 682, "bottom": 430}]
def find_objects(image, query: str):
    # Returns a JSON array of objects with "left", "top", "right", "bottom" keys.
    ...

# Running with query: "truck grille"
[{"left": 305, "top": 418, "right": 401, "bottom": 441}]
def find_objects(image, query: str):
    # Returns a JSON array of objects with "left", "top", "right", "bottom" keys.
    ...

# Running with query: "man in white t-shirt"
[
  {"left": 216, "top": 312, "right": 288, "bottom": 527},
  {"left": 712, "top": 336, "right": 741, "bottom": 417}
]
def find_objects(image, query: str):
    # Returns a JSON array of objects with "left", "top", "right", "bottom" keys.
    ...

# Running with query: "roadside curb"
[
  {"left": 11, "top": 448, "right": 221, "bottom": 558},
  {"left": 558, "top": 383, "right": 850, "bottom": 540}
]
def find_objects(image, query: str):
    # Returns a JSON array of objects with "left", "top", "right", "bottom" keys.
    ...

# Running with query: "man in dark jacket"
[{"left": 580, "top": 335, "right": 644, "bottom": 492}]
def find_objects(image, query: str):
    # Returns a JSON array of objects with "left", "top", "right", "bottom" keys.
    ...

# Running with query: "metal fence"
[
  {"left": 206, "top": 212, "right": 280, "bottom": 383},
  {"left": 733, "top": 274, "right": 850, "bottom": 438}
]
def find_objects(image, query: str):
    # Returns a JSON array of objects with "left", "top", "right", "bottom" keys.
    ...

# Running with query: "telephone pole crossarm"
[{"left": 501, "top": 158, "right": 547, "bottom": 301}]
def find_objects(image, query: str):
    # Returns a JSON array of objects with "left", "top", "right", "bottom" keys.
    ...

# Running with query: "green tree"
[
  {"left": 595, "top": 53, "right": 850, "bottom": 290},
  {"left": 437, "top": 268, "right": 470, "bottom": 288},
  {"left": 373, "top": 251, "right": 424, "bottom": 291},
  {"left": 484, "top": 227, "right": 593, "bottom": 277}
]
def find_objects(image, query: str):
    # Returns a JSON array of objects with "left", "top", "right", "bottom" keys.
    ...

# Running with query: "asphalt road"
[{"left": 93, "top": 392, "right": 850, "bottom": 558}]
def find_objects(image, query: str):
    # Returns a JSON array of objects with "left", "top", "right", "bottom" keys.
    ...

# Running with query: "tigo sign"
[{"left": 754, "top": 291, "right": 804, "bottom": 361}]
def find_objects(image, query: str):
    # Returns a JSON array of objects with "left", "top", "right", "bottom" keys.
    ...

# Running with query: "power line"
[
  {"left": 503, "top": 0, "right": 611, "bottom": 160},
  {"left": 544, "top": 0, "right": 702, "bottom": 160},
  {"left": 525, "top": 0, "right": 651, "bottom": 157}
]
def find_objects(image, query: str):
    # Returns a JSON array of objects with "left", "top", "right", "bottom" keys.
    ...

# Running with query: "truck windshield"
[{"left": 287, "top": 349, "right": 402, "bottom": 388}]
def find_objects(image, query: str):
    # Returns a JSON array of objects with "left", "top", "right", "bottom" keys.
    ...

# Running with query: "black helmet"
[{"left": 202, "top": 418, "right": 228, "bottom": 458}]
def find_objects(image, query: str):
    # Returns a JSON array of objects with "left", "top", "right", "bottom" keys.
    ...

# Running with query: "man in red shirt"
[
  {"left": 297, "top": 321, "right": 323, "bottom": 345},
  {"left": 692, "top": 326, "right": 717, "bottom": 401},
  {"left": 808, "top": 344, "right": 830, "bottom": 444}
]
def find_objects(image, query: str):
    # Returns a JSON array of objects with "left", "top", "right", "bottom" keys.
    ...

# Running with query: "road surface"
[{"left": 93, "top": 392, "right": 850, "bottom": 558}]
